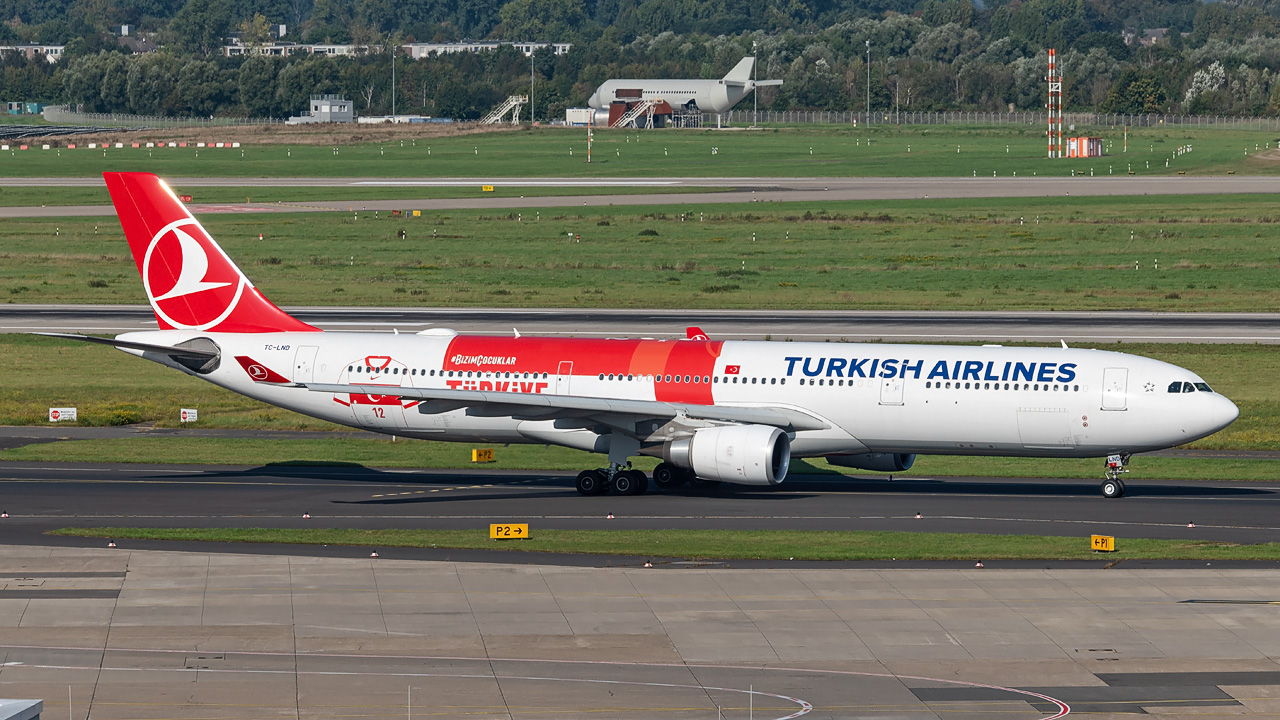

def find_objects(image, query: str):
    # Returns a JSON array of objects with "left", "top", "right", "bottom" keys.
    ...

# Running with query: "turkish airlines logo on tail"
[{"left": 143, "top": 218, "right": 247, "bottom": 330}]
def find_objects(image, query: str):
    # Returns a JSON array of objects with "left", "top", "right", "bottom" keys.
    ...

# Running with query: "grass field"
[
  {"left": 2, "top": 333, "right": 1276, "bottom": 455},
  {"left": 0, "top": 124, "right": 1273, "bottom": 178},
  {"left": 0, "top": 184, "right": 721, "bottom": 206},
  {"left": 5, "top": 193, "right": 1280, "bottom": 311},
  {"left": 3, "top": 435, "right": 1278, "bottom": 480},
  {"left": 48, "top": 526, "right": 1280, "bottom": 561}
]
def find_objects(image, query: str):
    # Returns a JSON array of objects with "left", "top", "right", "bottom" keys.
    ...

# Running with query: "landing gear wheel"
[
  {"left": 1100, "top": 478, "right": 1125, "bottom": 499},
  {"left": 612, "top": 469, "right": 648, "bottom": 496},
  {"left": 576, "top": 470, "right": 607, "bottom": 496},
  {"left": 652, "top": 463, "right": 686, "bottom": 490}
]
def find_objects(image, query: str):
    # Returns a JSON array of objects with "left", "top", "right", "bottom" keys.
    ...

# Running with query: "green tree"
[
  {"left": 1101, "top": 70, "right": 1168, "bottom": 113},
  {"left": 498, "top": 0, "right": 588, "bottom": 39},
  {"left": 238, "top": 54, "right": 282, "bottom": 116},
  {"left": 126, "top": 51, "right": 175, "bottom": 114},
  {"left": 275, "top": 54, "right": 338, "bottom": 114},
  {"left": 167, "top": 0, "right": 235, "bottom": 55},
  {"left": 177, "top": 59, "right": 230, "bottom": 116}
]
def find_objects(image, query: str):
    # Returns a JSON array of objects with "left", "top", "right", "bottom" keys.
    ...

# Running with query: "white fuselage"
[
  {"left": 119, "top": 330, "right": 1239, "bottom": 460},
  {"left": 588, "top": 79, "right": 754, "bottom": 114}
]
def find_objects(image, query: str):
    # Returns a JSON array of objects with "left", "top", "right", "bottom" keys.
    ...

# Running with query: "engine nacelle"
[
  {"left": 826, "top": 452, "right": 915, "bottom": 473},
  {"left": 663, "top": 425, "right": 790, "bottom": 486}
]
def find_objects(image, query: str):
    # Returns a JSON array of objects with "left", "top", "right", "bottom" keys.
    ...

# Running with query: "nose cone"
[
  {"left": 1214, "top": 395, "right": 1240, "bottom": 432},
  {"left": 588, "top": 91, "right": 600, "bottom": 108}
]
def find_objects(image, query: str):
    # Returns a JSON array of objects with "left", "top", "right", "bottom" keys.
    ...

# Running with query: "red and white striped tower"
[{"left": 1047, "top": 49, "right": 1062, "bottom": 158}]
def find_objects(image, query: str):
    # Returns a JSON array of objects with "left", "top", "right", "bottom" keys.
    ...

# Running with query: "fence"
[
  {"left": 713, "top": 109, "right": 1280, "bottom": 131},
  {"left": 41, "top": 105, "right": 283, "bottom": 128}
]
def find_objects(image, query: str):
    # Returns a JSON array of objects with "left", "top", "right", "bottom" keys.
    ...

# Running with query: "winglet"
[{"left": 687, "top": 326, "right": 709, "bottom": 340}]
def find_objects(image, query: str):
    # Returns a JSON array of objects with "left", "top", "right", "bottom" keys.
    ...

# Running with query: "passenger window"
[
  {"left": 693, "top": 376, "right": 700, "bottom": 384},
  {"left": 770, "top": 378, "right": 776, "bottom": 385},
  {"left": 752, "top": 377, "right": 758, "bottom": 384},
  {"left": 684, "top": 375, "right": 691, "bottom": 383},
  {"left": 1183, "top": 382, "right": 1196, "bottom": 393},
  {"left": 629, "top": 375, "right": 634, "bottom": 381}
]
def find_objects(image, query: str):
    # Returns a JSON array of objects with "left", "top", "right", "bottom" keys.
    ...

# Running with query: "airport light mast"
[{"left": 865, "top": 39, "right": 871, "bottom": 126}]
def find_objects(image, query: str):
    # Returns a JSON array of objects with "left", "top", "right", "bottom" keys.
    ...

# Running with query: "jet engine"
[
  {"left": 663, "top": 425, "right": 790, "bottom": 486},
  {"left": 826, "top": 452, "right": 915, "bottom": 472}
]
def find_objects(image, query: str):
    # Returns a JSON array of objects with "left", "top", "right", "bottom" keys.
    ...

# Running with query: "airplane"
[
  {"left": 42, "top": 172, "right": 1238, "bottom": 499},
  {"left": 587, "top": 56, "right": 782, "bottom": 117}
]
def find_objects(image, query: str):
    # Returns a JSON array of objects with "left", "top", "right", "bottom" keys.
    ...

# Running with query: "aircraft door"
[
  {"left": 293, "top": 346, "right": 319, "bottom": 383},
  {"left": 879, "top": 376, "right": 904, "bottom": 406},
  {"left": 555, "top": 361, "right": 573, "bottom": 395},
  {"left": 1102, "top": 367, "right": 1129, "bottom": 411}
]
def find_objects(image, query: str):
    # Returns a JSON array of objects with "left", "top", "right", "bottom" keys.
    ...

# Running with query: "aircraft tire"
[
  {"left": 613, "top": 470, "right": 648, "bottom": 496},
  {"left": 1100, "top": 478, "right": 1125, "bottom": 499},
  {"left": 576, "top": 470, "right": 607, "bottom": 496},
  {"left": 652, "top": 463, "right": 686, "bottom": 490}
]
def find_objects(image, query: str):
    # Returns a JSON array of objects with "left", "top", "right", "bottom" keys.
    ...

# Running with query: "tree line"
[{"left": 8, "top": 0, "right": 1280, "bottom": 119}]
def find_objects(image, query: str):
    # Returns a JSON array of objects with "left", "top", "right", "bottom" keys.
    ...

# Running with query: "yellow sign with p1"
[{"left": 1091, "top": 535, "right": 1115, "bottom": 552}]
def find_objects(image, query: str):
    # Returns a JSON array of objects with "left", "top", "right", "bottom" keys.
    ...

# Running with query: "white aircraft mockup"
[
  {"left": 588, "top": 56, "right": 782, "bottom": 115},
  {"left": 45, "top": 173, "right": 1238, "bottom": 499}
]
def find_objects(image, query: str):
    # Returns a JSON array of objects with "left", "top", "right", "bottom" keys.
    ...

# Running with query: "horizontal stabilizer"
[{"left": 32, "top": 332, "right": 219, "bottom": 358}]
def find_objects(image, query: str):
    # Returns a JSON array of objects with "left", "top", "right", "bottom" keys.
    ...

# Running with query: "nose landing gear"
[{"left": 1101, "top": 453, "right": 1130, "bottom": 498}]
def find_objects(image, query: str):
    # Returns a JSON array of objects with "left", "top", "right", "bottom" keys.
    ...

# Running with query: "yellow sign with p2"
[{"left": 490, "top": 524, "right": 529, "bottom": 539}]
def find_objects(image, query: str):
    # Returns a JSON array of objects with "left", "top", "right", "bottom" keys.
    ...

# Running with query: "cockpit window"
[
  {"left": 1195, "top": 382, "right": 1213, "bottom": 393},
  {"left": 1182, "top": 382, "right": 1196, "bottom": 393},
  {"left": 1168, "top": 382, "right": 1182, "bottom": 393}
]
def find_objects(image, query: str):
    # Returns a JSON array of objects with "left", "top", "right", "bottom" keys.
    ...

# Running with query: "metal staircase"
[
  {"left": 611, "top": 98, "right": 662, "bottom": 128},
  {"left": 480, "top": 95, "right": 528, "bottom": 125}
]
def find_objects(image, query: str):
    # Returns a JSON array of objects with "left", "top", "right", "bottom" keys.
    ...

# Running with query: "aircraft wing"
[
  {"left": 724, "top": 80, "right": 784, "bottom": 87},
  {"left": 305, "top": 382, "right": 829, "bottom": 431},
  {"left": 33, "top": 332, "right": 219, "bottom": 358}
]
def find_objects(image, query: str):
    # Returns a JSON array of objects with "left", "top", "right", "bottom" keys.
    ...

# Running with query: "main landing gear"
[
  {"left": 575, "top": 467, "right": 648, "bottom": 496},
  {"left": 575, "top": 462, "right": 701, "bottom": 496},
  {"left": 1101, "top": 453, "right": 1130, "bottom": 498}
]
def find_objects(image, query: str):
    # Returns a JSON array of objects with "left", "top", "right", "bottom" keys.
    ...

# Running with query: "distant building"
[
  {"left": 403, "top": 41, "right": 571, "bottom": 59},
  {"left": 117, "top": 35, "right": 158, "bottom": 54},
  {"left": 224, "top": 41, "right": 305, "bottom": 57},
  {"left": 0, "top": 45, "right": 64, "bottom": 64},
  {"left": 286, "top": 94, "right": 354, "bottom": 124}
]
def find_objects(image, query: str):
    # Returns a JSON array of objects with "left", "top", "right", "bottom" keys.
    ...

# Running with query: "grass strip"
[
  {"left": 48, "top": 527, "right": 1280, "bottom": 561},
  {"left": 4, "top": 436, "right": 1280, "bottom": 481}
]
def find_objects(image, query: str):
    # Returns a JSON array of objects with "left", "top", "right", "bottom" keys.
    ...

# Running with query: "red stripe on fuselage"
[{"left": 442, "top": 336, "right": 723, "bottom": 404}]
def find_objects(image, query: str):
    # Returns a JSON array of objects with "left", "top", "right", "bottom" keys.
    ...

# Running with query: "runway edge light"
[{"left": 1091, "top": 535, "right": 1116, "bottom": 553}]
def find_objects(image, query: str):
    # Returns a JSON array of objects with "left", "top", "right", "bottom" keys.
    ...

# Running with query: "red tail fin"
[{"left": 104, "top": 172, "right": 317, "bottom": 333}]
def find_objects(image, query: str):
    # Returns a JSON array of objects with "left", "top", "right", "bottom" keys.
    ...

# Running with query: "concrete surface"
[
  {"left": 8, "top": 305, "right": 1280, "bottom": 343},
  {"left": 6, "top": 546, "right": 1280, "bottom": 718},
  {"left": 5, "top": 175, "right": 1280, "bottom": 217}
]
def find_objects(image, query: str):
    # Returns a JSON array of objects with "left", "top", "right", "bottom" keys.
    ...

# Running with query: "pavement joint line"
[{"left": 0, "top": 643, "right": 1090, "bottom": 720}]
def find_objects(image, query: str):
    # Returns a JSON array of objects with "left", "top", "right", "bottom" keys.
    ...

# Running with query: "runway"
[
  {"left": 2, "top": 175, "right": 1279, "bottom": 217},
  {"left": 7, "top": 304, "right": 1280, "bottom": 343},
  {"left": 2, "top": 460, "right": 1278, "bottom": 559}
]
